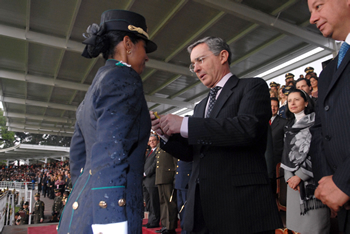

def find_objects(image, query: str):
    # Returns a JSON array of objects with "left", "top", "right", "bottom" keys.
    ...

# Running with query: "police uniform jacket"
[
  {"left": 33, "top": 200, "right": 45, "bottom": 223},
  {"left": 155, "top": 148, "right": 177, "bottom": 185},
  {"left": 58, "top": 60, "right": 150, "bottom": 234},
  {"left": 53, "top": 196, "right": 63, "bottom": 213},
  {"left": 161, "top": 76, "right": 282, "bottom": 233},
  {"left": 174, "top": 160, "right": 192, "bottom": 190}
]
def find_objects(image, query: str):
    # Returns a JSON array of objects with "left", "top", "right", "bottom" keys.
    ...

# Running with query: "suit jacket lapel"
[
  {"left": 210, "top": 75, "right": 239, "bottom": 118},
  {"left": 194, "top": 97, "right": 207, "bottom": 118},
  {"left": 325, "top": 50, "right": 350, "bottom": 99}
]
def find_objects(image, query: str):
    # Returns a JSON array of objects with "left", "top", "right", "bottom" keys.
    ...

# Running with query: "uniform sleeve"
[
  {"left": 69, "top": 119, "right": 86, "bottom": 185},
  {"left": 90, "top": 68, "right": 145, "bottom": 225}
]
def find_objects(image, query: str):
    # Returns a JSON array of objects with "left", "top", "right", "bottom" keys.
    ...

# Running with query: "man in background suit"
[
  {"left": 143, "top": 135, "right": 160, "bottom": 228},
  {"left": 308, "top": 0, "right": 350, "bottom": 233},
  {"left": 266, "top": 97, "right": 287, "bottom": 193},
  {"left": 150, "top": 36, "right": 282, "bottom": 233}
]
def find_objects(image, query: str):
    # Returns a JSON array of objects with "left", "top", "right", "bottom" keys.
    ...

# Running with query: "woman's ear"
[{"left": 123, "top": 36, "right": 133, "bottom": 54}]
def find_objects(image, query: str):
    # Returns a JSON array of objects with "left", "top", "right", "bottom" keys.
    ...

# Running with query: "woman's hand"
[{"left": 287, "top": 175, "right": 301, "bottom": 191}]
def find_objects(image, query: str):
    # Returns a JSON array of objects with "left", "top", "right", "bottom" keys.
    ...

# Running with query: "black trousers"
[
  {"left": 190, "top": 184, "right": 275, "bottom": 234},
  {"left": 144, "top": 186, "right": 160, "bottom": 226}
]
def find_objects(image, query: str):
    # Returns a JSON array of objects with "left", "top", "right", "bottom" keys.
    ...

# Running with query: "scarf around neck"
[{"left": 281, "top": 112, "right": 325, "bottom": 214}]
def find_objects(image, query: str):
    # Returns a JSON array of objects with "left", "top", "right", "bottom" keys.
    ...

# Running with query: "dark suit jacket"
[
  {"left": 271, "top": 115, "right": 287, "bottom": 167},
  {"left": 310, "top": 48, "right": 350, "bottom": 232},
  {"left": 162, "top": 75, "right": 282, "bottom": 233},
  {"left": 58, "top": 60, "right": 150, "bottom": 234},
  {"left": 143, "top": 148, "right": 157, "bottom": 188}
]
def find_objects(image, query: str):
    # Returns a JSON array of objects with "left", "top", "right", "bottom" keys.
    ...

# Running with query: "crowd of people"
[{"left": 0, "top": 161, "right": 72, "bottom": 226}]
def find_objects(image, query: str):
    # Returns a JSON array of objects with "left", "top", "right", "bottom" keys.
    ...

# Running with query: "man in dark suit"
[
  {"left": 150, "top": 37, "right": 282, "bottom": 233},
  {"left": 143, "top": 135, "right": 161, "bottom": 228},
  {"left": 308, "top": 1, "right": 350, "bottom": 233},
  {"left": 295, "top": 77, "right": 317, "bottom": 103},
  {"left": 266, "top": 97, "right": 287, "bottom": 193}
]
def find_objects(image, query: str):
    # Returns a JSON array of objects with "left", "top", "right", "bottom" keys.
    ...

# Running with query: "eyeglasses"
[{"left": 189, "top": 54, "right": 213, "bottom": 73}]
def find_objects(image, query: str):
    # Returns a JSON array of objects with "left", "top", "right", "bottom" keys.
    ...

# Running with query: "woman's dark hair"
[
  {"left": 285, "top": 88, "right": 315, "bottom": 120},
  {"left": 86, "top": 31, "right": 142, "bottom": 60},
  {"left": 309, "top": 75, "right": 318, "bottom": 81}
]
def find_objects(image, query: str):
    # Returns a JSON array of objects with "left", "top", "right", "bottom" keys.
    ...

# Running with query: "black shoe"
[
  {"left": 147, "top": 224, "right": 160, "bottom": 228},
  {"left": 155, "top": 228, "right": 166, "bottom": 233},
  {"left": 161, "top": 229, "right": 176, "bottom": 234}
]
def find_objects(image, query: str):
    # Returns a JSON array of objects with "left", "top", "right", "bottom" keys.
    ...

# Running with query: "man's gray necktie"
[
  {"left": 206, "top": 86, "right": 222, "bottom": 118},
  {"left": 337, "top": 42, "right": 350, "bottom": 68}
]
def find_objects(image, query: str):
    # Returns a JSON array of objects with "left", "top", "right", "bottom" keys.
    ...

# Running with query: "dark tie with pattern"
[
  {"left": 337, "top": 42, "right": 350, "bottom": 68},
  {"left": 206, "top": 86, "right": 222, "bottom": 118}
]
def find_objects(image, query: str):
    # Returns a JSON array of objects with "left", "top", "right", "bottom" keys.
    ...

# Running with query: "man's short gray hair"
[
  {"left": 187, "top": 37, "right": 232, "bottom": 64},
  {"left": 150, "top": 134, "right": 159, "bottom": 140}
]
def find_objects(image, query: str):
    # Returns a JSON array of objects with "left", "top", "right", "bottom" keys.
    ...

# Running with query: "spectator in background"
[
  {"left": 269, "top": 89, "right": 278, "bottom": 98},
  {"left": 304, "top": 67, "right": 317, "bottom": 80},
  {"left": 279, "top": 86, "right": 293, "bottom": 119},
  {"left": 278, "top": 86, "right": 286, "bottom": 104},
  {"left": 49, "top": 176, "right": 55, "bottom": 199},
  {"left": 143, "top": 135, "right": 161, "bottom": 229},
  {"left": 295, "top": 77, "right": 317, "bottom": 103},
  {"left": 285, "top": 73, "right": 295, "bottom": 86},
  {"left": 55, "top": 174, "right": 65, "bottom": 195},
  {"left": 267, "top": 97, "right": 287, "bottom": 193},
  {"left": 269, "top": 81, "right": 279, "bottom": 93},
  {"left": 281, "top": 89, "right": 330, "bottom": 233},
  {"left": 310, "top": 76, "right": 318, "bottom": 98},
  {"left": 175, "top": 159, "right": 192, "bottom": 234}
]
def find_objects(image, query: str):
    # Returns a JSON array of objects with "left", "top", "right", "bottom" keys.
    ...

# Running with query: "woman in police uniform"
[{"left": 58, "top": 9, "right": 157, "bottom": 234}]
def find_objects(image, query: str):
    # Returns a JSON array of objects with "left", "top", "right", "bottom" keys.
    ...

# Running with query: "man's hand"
[
  {"left": 287, "top": 175, "right": 301, "bottom": 191},
  {"left": 150, "top": 111, "right": 164, "bottom": 135},
  {"left": 159, "top": 114, "right": 183, "bottom": 136},
  {"left": 315, "top": 175, "right": 350, "bottom": 212},
  {"left": 40, "top": 218, "right": 43, "bottom": 223}
]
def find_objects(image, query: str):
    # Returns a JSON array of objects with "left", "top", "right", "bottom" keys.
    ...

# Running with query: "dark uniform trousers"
[
  {"left": 175, "top": 159, "right": 192, "bottom": 234},
  {"left": 155, "top": 149, "right": 178, "bottom": 230}
]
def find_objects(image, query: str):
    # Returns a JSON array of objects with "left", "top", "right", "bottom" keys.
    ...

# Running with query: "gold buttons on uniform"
[
  {"left": 80, "top": 168, "right": 83, "bottom": 173},
  {"left": 89, "top": 170, "right": 92, "bottom": 175},
  {"left": 72, "top": 202, "right": 79, "bottom": 210},
  {"left": 178, "top": 159, "right": 180, "bottom": 161},
  {"left": 177, "top": 165, "right": 179, "bottom": 168},
  {"left": 187, "top": 174, "right": 190, "bottom": 176},
  {"left": 157, "top": 161, "right": 159, "bottom": 163},
  {"left": 157, "top": 166, "right": 159, "bottom": 168},
  {"left": 168, "top": 169, "right": 170, "bottom": 171},
  {"left": 99, "top": 201, "right": 107, "bottom": 208},
  {"left": 176, "top": 172, "right": 178, "bottom": 174},
  {"left": 118, "top": 198, "right": 126, "bottom": 207}
]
